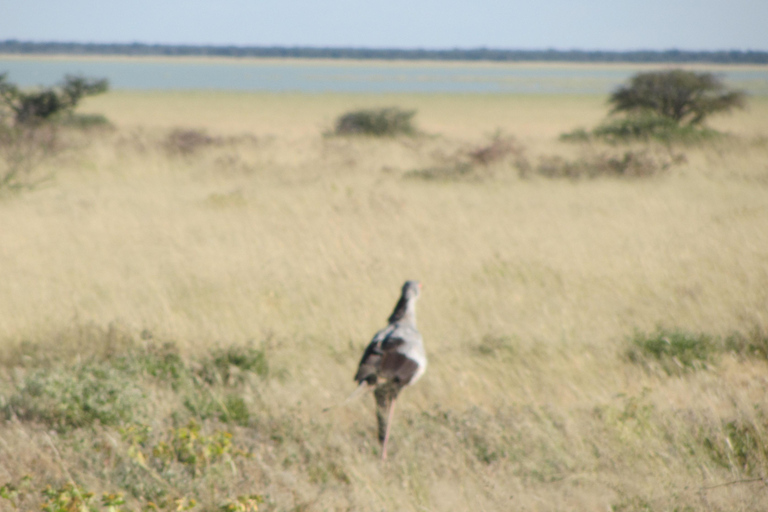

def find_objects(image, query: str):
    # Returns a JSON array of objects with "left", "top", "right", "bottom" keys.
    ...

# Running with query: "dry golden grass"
[{"left": 1, "top": 90, "right": 768, "bottom": 511}]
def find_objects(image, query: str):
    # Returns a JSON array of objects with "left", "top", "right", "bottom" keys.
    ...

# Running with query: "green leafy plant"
[
  {"left": 41, "top": 483, "right": 97, "bottom": 512},
  {"left": 151, "top": 420, "right": 246, "bottom": 475},
  {"left": 626, "top": 328, "right": 717, "bottom": 375}
]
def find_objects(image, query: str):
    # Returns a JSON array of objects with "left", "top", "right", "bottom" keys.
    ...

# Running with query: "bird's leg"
[{"left": 381, "top": 397, "right": 397, "bottom": 461}]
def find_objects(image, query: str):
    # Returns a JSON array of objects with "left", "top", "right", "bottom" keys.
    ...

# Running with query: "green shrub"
[
  {"left": 122, "top": 342, "right": 190, "bottom": 387},
  {"left": 334, "top": 107, "right": 416, "bottom": 136},
  {"left": 592, "top": 114, "right": 722, "bottom": 144},
  {"left": 199, "top": 345, "right": 269, "bottom": 385},
  {"left": 404, "top": 162, "right": 475, "bottom": 181},
  {"left": 699, "top": 420, "right": 768, "bottom": 475},
  {"left": 561, "top": 114, "right": 725, "bottom": 145},
  {"left": 724, "top": 328, "right": 768, "bottom": 360},
  {"left": 7, "top": 361, "right": 146, "bottom": 431},
  {"left": 558, "top": 127, "right": 591, "bottom": 142},
  {"left": 626, "top": 328, "right": 717, "bottom": 375}
]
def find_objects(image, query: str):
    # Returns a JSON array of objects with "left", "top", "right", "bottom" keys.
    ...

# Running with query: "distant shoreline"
[
  {"left": 2, "top": 40, "right": 767, "bottom": 64},
  {"left": 3, "top": 54, "right": 767, "bottom": 71}
]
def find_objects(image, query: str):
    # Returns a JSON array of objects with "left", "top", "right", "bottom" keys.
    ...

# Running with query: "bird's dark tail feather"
[{"left": 374, "top": 383, "right": 400, "bottom": 444}]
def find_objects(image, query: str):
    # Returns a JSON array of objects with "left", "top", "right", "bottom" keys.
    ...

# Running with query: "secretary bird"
[{"left": 354, "top": 280, "right": 426, "bottom": 460}]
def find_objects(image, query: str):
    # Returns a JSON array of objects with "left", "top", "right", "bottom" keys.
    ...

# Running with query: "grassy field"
[{"left": 1, "top": 90, "right": 768, "bottom": 511}]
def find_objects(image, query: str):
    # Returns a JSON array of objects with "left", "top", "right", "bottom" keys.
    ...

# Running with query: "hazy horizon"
[{"left": 2, "top": 1, "right": 767, "bottom": 52}]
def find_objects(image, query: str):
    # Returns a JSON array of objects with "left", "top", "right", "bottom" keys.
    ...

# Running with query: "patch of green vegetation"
[
  {"left": 475, "top": 334, "right": 516, "bottom": 358},
  {"left": 1, "top": 326, "right": 268, "bottom": 431},
  {"left": 626, "top": 325, "right": 768, "bottom": 376},
  {"left": 334, "top": 107, "right": 416, "bottom": 136},
  {"left": 403, "top": 162, "right": 475, "bottom": 181},
  {"left": 6, "top": 360, "right": 146, "bottom": 431},
  {"left": 200, "top": 345, "right": 269, "bottom": 385},
  {"left": 561, "top": 114, "right": 726, "bottom": 145},
  {"left": 57, "top": 113, "right": 112, "bottom": 130},
  {"left": 724, "top": 328, "right": 768, "bottom": 361},
  {"left": 698, "top": 420, "right": 768, "bottom": 475},
  {"left": 610, "top": 494, "right": 655, "bottom": 512},
  {"left": 1, "top": 474, "right": 262, "bottom": 512},
  {"left": 626, "top": 328, "right": 717, "bottom": 375}
]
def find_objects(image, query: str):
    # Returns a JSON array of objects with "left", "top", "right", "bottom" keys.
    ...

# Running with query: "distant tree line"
[{"left": 1, "top": 40, "right": 767, "bottom": 64}]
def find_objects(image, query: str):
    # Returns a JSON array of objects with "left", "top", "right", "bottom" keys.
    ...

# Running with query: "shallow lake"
[{"left": 1, "top": 57, "right": 767, "bottom": 95}]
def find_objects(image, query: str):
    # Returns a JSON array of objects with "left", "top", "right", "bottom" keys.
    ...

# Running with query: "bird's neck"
[{"left": 388, "top": 297, "right": 417, "bottom": 326}]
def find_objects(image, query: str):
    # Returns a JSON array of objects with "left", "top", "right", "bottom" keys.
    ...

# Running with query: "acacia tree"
[
  {"left": 609, "top": 70, "right": 745, "bottom": 126},
  {"left": 0, "top": 73, "right": 108, "bottom": 125}
]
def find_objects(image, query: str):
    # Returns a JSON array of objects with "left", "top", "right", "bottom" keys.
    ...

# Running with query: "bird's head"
[{"left": 401, "top": 280, "right": 422, "bottom": 300}]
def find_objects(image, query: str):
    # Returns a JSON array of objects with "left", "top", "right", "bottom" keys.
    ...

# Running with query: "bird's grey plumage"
[{"left": 354, "top": 280, "right": 426, "bottom": 459}]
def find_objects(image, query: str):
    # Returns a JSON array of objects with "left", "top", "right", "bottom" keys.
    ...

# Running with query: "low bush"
[
  {"left": 6, "top": 360, "right": 146, "bottom": 431},
  {"left": 406, "top": 133, "right": 523, "bottom": 181},
  {"left": 626, "top": 328, "right": 718, "bottom": 375},
  {"left": 200, "top": 345, "right": 269, "bottom": 385},
  {"left": 334, "top": 107, "right": 416, "bottom": 136},
  {"left": 0, "top": 124, "right": 60, "bottom": 191},
  {"left": 404, "top": 162, "right": 475, "bottom": 181},
  {"left": 724, "top": 328, "right": 768, "bottom": 360},
  {"left": 466, "top": 133, "right": 521, "bottom": 166},
  {"left": 561, "top": 114, "right": 725, "bottom": 145},
  {"left": 534, "top": 149, "right": 683, "bottom": 179},
  {"left": 163, "top": 128, "right": 219, "bottom": 155}
]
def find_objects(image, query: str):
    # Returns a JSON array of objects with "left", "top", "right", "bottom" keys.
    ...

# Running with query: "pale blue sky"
[{"left": 2, "top": 0, "right": 767, "bottom": 51}]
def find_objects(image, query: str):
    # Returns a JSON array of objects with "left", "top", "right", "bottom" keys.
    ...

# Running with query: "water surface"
[{"left": 1, "top": 57, "right": 766, "bottom": 95}]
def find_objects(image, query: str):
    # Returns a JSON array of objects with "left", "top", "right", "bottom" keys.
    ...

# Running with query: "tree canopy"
[
  {"left": 0, "top": 74, "right": 108, "bottom": 125},
  {"left": 608, "top": 70, "right": 745, "bottom": 126}
]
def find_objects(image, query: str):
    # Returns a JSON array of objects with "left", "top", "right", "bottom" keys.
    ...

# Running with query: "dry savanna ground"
[{"left": 1, "top": 87, "right": 768, "bottom": 511}]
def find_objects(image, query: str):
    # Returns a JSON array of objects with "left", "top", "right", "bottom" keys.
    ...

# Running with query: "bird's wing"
[
  {"left": 354, "top": 324, "right": 394, "bottom": 383},
  {"left": 355, "top": 324, "right": 422, "bottom": 386}
]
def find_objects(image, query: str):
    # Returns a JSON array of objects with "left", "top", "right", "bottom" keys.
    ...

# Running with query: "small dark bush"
[
  {"left": 626, "top": 328, "right": 717, "bottom": 375},
  {"left": 558, "top": 127, "right": 591, "bottom": 142},
  {"left": 164, "top": 128, "right": 219, "bottom": 155},
  {"left": 535, "top": 149, "right": 683, "bottom": 179},
  {"left": 466, "top": 133, "right": 521, "bottom": 166},
  {"left": 334, "top": 107, "right": 416, "bottom": 136},
  {"left": 406, "top": 133, "right": 523, "bottom": 181},
  {"left": 404, "top": 163, "right": 475, "bottom": 181}
]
